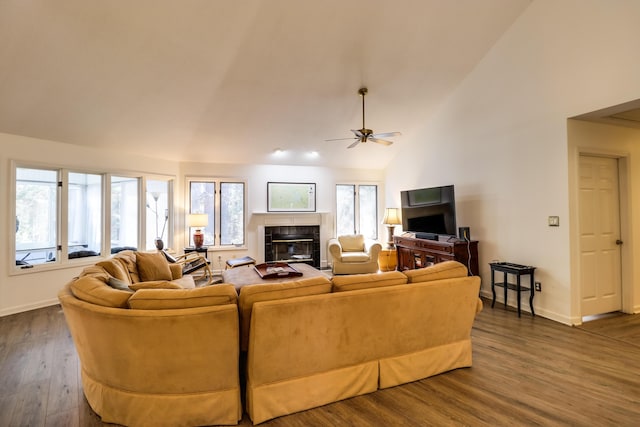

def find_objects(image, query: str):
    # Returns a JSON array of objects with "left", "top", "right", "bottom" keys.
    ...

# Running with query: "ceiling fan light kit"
[{"left": 326, "top": 87, "right": 401, "bottom": 149}]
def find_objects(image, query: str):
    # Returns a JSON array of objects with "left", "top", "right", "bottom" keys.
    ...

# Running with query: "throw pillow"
[
  {"left": 108, "top": 276, "right": 134, "bottom": 292},
  {"left": 114, "top": 250, "right": 141, "bottom": 282},
  {"left": 136, "top": 251, "right": 172, "bottom": 282},
  {"left": 129, "top": 280, "right": 182, "bottom": 291},
  {"left": 97, "top": 260, "right": 130, "bottom": 283}
]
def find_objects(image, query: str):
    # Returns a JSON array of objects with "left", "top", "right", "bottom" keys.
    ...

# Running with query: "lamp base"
[
  {"left": 386, "top": 225, "right": 396, "bottom": 249},
  {"left": 193, "top": 230, "right": 204, "bottom": 249},
  {"left": 154, "top": 238, "right": 164, "bottom": 250}
]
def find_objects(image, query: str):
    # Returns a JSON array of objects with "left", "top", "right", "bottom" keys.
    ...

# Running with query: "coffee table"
[{"left": 222, "top": 262, "right": 329, "bottom": 293}]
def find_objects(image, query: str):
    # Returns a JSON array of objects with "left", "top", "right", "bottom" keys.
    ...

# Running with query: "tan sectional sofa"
[
  {"left": 60, "top": 253, "right": 481, "bottom": 426},
  {"left": 58, "top": 250, "right": 242, "bottom": 426},
  {"left": 244, "top": 261, "right": 481, "bottom": 424}
]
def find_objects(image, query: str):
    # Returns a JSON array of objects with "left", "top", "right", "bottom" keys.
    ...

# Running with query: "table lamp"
[
  {"left": 382, "top": 208, "right": 401, "bottom": 248},
  {"left": 187, "top": 214, "right": 208, "bottom": 249}
]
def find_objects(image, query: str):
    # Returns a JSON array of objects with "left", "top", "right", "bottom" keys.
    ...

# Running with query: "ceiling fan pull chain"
[{"left": 361, "top": 87, "right": 366, "bottom": 130}]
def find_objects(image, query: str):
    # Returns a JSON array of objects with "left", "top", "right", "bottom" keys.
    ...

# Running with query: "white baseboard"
[
  {"left": 0, "top": 298, "right": 60, "bottom": 317},
  {"left": 479, "top": 289, "right": 572, "bottom": 325}
]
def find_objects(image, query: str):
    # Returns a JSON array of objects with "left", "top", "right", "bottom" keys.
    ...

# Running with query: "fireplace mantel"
[{"left": 252, "top": 212, "right": 329, "bottom": 226}]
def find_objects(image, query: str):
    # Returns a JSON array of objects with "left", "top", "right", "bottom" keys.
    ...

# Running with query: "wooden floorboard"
[{"left": 1, "top": 301, "right": 640, "bottom": 426}]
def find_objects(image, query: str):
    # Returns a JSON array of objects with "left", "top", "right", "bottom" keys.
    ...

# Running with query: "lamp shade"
[
  {"left": 382, "top": 208, "right": 401, "bottom": 225},
  {"left": 187, "top": 213, "right": 208, "bottom": 228}
]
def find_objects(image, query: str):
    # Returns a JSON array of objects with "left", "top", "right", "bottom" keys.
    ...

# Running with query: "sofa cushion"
[
  {"left": 136, "top": 251, "right": 172, "bottom": 282},
  {"left": 129, "top": 280, "right": 182, "bottom": 291},
  {"left": 128, "top": 284, "right": 238, "bottom": 310},
  {"left": 331, "top": 271, "right": 407, "bottom": 292},
  {"left": 338, "top": 234, "right": 365, "bottom": 252},
  {"left": 97, "top": 259, "right": 131, "bottom": 283},
  {"left": 339, "top": 252, "right": 371, "bottom": 262},
  {"left": 171, "top": 275, "right": 196, "bottom": 289},
  {"left": 238, "top": 276, "right": 332, "bottom": 351},
  {"left": 69, "top": 275, "right": 131, "bottom": 308},
  {"left": 403, "top": 261, "right": 469, "bottom": 283}
]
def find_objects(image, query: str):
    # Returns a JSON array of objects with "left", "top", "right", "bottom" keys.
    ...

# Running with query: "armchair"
[
  {"left": 328, "top": 234, "right": 382, "bottom": 274},
  {"left": 162, "top": 251, "right": 213, "bottom": 284}
]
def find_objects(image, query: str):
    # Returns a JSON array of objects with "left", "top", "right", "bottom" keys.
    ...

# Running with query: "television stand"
[{"left": 394, "top": 235, "right": 479, "bottom": 276}]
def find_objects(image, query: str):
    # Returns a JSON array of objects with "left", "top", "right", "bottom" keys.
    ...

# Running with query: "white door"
[{"left": 578, "top": 155, "right": 623, "bottom": 316}]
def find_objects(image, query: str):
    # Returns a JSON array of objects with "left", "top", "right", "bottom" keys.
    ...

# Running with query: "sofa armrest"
[
  {"left": 365, "top": 240, "right": 382, "bottom": 259},
  {"left": 328, "top": 238, "right": 342, "bottom": 260}
]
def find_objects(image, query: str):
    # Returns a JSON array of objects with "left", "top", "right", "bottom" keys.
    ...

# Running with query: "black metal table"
[
  {"left": 490, "top": 262, "right": 536, "bottom": 317},
  {"left": 184, "top": 246, "right": 209, "bottom": 261}
]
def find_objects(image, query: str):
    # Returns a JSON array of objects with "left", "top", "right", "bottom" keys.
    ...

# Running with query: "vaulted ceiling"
[{"left": 0, "top": 0, "right": 531, "bottom": 169}]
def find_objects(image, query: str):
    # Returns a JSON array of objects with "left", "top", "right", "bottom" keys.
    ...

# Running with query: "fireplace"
[{"left": 264, "top": 225, "right": 320, "bottom": 268}]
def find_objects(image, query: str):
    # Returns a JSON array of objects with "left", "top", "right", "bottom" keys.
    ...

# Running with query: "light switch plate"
[{"left": 548, "top": 216, "right": 560, "bottom": 227}]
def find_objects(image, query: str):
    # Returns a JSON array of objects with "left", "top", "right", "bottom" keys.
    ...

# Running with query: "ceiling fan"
[{"left": 326, "top": 87, "right": 401, "bottom": 149}]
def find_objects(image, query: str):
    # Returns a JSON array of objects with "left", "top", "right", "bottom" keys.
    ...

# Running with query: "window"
[
  {"left": 146, "top": 179, "right": 171, "bottom": 250},
  {"left": 68, "top": 172, "right": 102, "bottom": 258},
  {"left": 189, "top": 181, "right": 215, "bottom": 246},
  {"left": 111, "top": 176, "right": 139, "bottom": 253},
  {"left": 15, "top": 167, "right": 58, "bottom": 265},
  {"left": 336, "top": 184, "right": 378, "bottom": 240},
  {"left": 220, "top": 182, "right": 245, "bottom": 245},
  {"left": 187, "top": 178, "right": 245, "bottom": 247},
  {"left": 13, "top": 163, "right": 174, "bottom": 271}
]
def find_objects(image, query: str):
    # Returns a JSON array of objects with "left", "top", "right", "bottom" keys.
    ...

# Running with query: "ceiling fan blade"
[
  {"left": 371, "top": 131, "right": 401, "bottom": 138},
  {"left": 369, "top": 137, "right": 393, "bottom": 146},
  {"left": 350, "top": 129, "right": 364, "bottom": 138},
  {"left": 325, "top": 137, "right": 357, "bottom": 142},
  {"left": 347, "top": 140, "right": 360, "bottom": 149}
]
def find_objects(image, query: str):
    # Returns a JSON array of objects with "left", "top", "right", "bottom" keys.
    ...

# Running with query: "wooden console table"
[{"left": 394, "top": 235, "right": 479, "bottom": 276}]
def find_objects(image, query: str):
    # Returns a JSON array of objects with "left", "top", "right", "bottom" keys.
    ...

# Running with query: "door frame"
[{"left": 569, "top": 147, "right": 633, "bottom": 324}]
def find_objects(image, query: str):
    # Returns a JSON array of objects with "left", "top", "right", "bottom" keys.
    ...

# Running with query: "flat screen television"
[{"left": 401, "top": 185, "right": 456, "bottom": 236}]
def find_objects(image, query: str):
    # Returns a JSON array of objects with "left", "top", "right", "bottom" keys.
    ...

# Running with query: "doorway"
[{"left": 577, "top": 155, "right": 623, "bottom": 317}]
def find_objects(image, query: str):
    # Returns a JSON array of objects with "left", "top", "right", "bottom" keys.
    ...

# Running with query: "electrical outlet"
[{"left": 534, "top": 281, "right": 542, "bottom": 292}]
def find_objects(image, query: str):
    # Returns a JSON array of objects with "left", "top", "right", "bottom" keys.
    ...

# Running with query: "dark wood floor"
[{"left": 2, "top": 301, "right": 640, "bottom": 426}]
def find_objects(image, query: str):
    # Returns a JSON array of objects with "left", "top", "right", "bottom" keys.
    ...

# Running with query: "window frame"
[
  {"left": 185, "top": 176, "right": 247, "bottom": 249},
  {"left": 11, "top": 160, "right": 175, "bottom": 275},
  {"left": 335, "top": 182, "right": 379, "bottom": 240}
]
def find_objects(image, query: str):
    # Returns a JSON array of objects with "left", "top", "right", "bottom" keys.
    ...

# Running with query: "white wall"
[
  {"left": 179, "top": 162, "right": 384, "bottom": 269},
  {"left": 1, "top": 134, "right": 384, "bottom": 316},
  {"left": 385, "top": 0, "right": 640, "bottom": 324}
]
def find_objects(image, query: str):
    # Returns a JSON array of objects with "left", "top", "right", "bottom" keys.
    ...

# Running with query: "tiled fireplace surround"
[{"left": 264, "top": 225, "right": 321, "bottom": 268}]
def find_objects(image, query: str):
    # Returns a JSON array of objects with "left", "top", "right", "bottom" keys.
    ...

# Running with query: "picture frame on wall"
[{"left": 267, "top": 182, "right": 316, "bottom": 212}]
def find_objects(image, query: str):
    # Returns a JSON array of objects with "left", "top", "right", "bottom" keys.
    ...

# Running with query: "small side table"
[
  {"left": 378, "top": 248, "right": 397, "bottom": 272},
  {"left": 490, "top": 262, "right": 536, "bottom": 317},
  {"left": 184, "top": 246, "right": 209, "bottom": 261}
]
